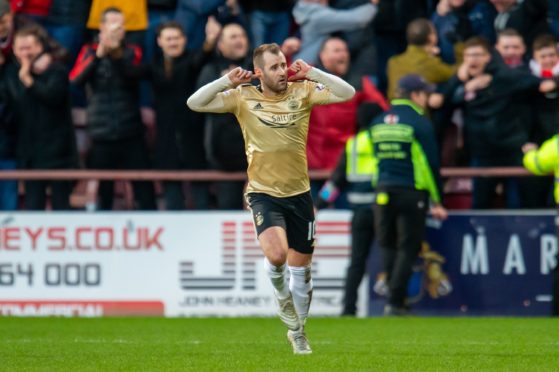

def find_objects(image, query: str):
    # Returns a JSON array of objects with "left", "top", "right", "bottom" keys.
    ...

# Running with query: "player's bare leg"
[{"left": 260, "top": 227, "right": 312, "bottom": 354}]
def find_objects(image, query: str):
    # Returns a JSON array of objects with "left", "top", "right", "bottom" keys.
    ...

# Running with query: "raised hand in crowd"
[
  {"left": 281, "top": 37, "right": 301, "bottom": 58},
  {"left": 203, "top": 16, "right": 222, "bottom": 52}
]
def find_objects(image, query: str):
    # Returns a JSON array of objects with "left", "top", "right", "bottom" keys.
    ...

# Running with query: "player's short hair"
[
  {"left": 406, "top": 18, "right": 433, "bottom": 46},
  {"left": 156, "top": 21, "right": 185, "bottom": 37},
  {"left": 100, "top": 6, "right": 122, "bottom": 23},
  {"left": 533, "top": 34, "right": 558, "bottom": 52},
  {"left": 253, "top": 43, "right": 282, "bottom": 68},
  {"left": 464, "top": 36, "right": 492, "bottom": 54},
  {"left": 497, "top": 28, "right": 524, "bottom": 42}
]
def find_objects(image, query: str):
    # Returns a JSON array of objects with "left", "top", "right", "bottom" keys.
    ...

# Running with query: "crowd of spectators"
[{"left": 0, "top": 0, "right": 558, "bottom": 211}]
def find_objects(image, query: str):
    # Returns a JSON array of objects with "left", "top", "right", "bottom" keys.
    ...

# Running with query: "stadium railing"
[{"left": 0, "top": 167, "right": 537, "bottom": 210}]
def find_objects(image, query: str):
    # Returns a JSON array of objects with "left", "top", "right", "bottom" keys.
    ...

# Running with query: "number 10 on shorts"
[{"left": 307, "top": 221, "right": 316, "bottom": 241}]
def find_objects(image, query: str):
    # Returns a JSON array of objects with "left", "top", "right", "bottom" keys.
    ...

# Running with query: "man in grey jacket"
[{"left": 293, "top": 0, "right": 379, "bottom": 65}]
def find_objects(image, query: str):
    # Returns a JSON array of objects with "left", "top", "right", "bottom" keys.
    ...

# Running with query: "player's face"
[
  {"left": 157, "top": 27, "right": 186, "bottom": 58},
  {"left": 260, "top": 51, "right": 288, "bottom": 93},
  {"left": 534, "top": 46, "right": 559, "bottom": 71},
  {"left": 496, "top": 36, "right": 525, "bottom": 63},
  {"left": 464, "top": 46, "right": 491, "bottom": 77},
  {"left": 319, "top": 39, "right": 349, "bottom": 77}
]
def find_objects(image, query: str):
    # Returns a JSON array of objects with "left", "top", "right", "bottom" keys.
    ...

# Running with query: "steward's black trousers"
[
  {"left": 373, "top": 187, "right": 428, "bottom": 308},
  {"left": 343, "top": 206, "right": 375, "bottom": 315}
]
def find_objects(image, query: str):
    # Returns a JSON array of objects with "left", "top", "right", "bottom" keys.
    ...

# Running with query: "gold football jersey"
[{"left": 218, "top": 80, "right": 332, "bottom": 197}]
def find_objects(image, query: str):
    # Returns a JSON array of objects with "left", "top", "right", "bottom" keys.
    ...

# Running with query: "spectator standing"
[
  {"left": 70, "top": 7, "right": 156, "bottom": 210},
  {"left": 87, "top": 0, "right": 148, "bottom": 47},
  {"left": 0, "top": 1, "right": 16, "bottom": 211},
  {"left": 523, "top": 34, "right": 559, "bottom": 208},
  {"left": 0, "top": 0, "right": 13, "bottom": 58},
  {"left": 307, "top": 37, "right": 387, "bottom": 176},
  {"left": 444, "top": 37, "right": 557, "bottom": 209},
  {"left": 145, "top": 0, "right": 177, "bottom": 63},
  {"left": 197, "top": 23, "right": 250, "bottom": 209},
  {"left": 147, "top": 19, "right": 220, "bottom": 209},
  {"left": 372, "top": 0, "right": 432, "bottom": 93},
  {"left": 491, "top": 0, "right": 548, "bottom": 51},
  {"left": 387, "top": 18, "right": 457, "bottom": 100},
  {"left": 292, "top": 0, "right": 378, "bottom": 65},
  {"left": 174, "top": 0, "right": 224, "bottom": 50},
  {"left": 495, "top": 28, "right": 527, "bottom": 68},
  {"left": 431, "top": 0, "right": 497, "bottom": 64},
  {"left": 1, "top": 25, "right": 77, "bottom": 210},
  {"left": 530, "top": 34, "right": 559, "bottom": 142},
  {"left": 242, "top": 0, "right": 292, "bottom": 47},
  {"left": 316, "top": 102, "right": 383, "bottom": 316},
  {"left": 370, "top": 74, "right": 447, "bottom": 315}
]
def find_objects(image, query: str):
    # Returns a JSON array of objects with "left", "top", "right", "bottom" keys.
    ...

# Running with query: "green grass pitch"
[{"left": 1, "top": 317, "right": 558, "bottom": 371}]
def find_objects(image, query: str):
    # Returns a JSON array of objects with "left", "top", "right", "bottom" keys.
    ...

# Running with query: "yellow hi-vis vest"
[
  {"left": 523, "top": 134, "right": 559, "bottom": 203},
  {"left": 345, "top": 130, "right": 378, "bottom": 205}
]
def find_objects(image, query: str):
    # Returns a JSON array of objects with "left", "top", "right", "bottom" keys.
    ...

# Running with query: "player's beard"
[{"left": 263, "top": 75, "right": 288, "bottom": 94}]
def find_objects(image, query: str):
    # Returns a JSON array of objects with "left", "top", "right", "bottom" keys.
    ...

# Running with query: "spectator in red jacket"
[
  {"left": 10, "top": 0, "right": 51, "bottom": 22},
  {"left": 307, "top": 37, "right": 387, "bottom": 172}
]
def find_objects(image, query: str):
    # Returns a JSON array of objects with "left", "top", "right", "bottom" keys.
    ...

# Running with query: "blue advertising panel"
[{"left": 368, "top": 211, "right": 557, "bottom": 316}]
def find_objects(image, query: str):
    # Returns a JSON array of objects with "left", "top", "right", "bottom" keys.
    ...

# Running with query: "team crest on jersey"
[
  {"left": 288, "top": 100, "right": 300, "bottom": 110},
  {"left": 384, "top": 114, "right": 399, "bottom": 124}
]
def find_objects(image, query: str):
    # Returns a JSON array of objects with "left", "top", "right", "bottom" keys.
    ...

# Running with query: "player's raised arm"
[
  {"left": 186, "top": 66, "right": 253, "bottom": 113},
  {"left": 289, "top": 59, "right": 355, "bottom": 104}
]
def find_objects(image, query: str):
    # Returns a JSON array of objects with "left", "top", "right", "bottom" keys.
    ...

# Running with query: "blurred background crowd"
[{"left": 0, "top": 0, "right": 557, "bottom": 211}]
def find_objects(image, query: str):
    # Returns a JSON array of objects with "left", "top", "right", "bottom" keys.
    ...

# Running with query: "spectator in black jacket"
[
  {"left": 491, "top": 0, "right": 549, "bottom": 52},
  {"left": 147, "top": 19, "right": 220, "bottom": 209},
  {"left": 445, "top": 37, "right": 557, "bottom": 208},
  {"left": 1, "top": 25, "right": 77, "bottom": 210},
  {"left": 197, "top": 22, "right": 250, "bottom": 209},
  {"left": 70, "top": 7, "right": 156, "bottom": 210}
]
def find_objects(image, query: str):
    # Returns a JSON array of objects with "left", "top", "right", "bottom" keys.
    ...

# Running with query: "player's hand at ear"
[
  {"left": 288, "top": 59, "right": 311, "bottom": 81},
  {"left": 228, "top": 67, "right": 254, "bottom": 86}
]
